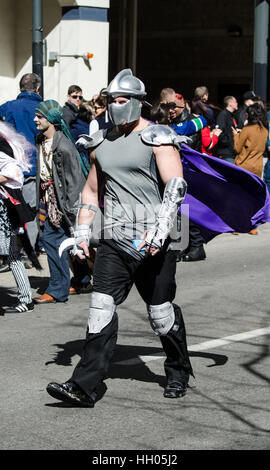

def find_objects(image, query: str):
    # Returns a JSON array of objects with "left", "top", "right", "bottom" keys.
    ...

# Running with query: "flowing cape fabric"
[{"left": 179, "top": 144, "right": 270, "bottom": 242}]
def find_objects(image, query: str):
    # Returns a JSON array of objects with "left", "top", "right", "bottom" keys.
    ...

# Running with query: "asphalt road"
[{"left": 0, "top": 224, "right": 269, "bottom": 452}]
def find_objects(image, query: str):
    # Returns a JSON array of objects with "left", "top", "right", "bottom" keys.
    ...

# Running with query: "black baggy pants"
[{"left": 70, "top": 240, "right": 193, "bottom": 395}]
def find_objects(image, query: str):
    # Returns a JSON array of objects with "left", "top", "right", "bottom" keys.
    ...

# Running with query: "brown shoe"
[
  {"left": 33, "top": 293, "right": 56, "bottom": 304},
  {"left": 249, "top": 229, "right": 258, "bottom": 235}
]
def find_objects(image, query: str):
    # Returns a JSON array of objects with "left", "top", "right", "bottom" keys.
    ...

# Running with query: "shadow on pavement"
[
  {"left": 0, "top": 274, "right": 50, "bottom": 308},
  {"left": 0, "top": 275, "right": 50, "bottom": 310},
  {"left": 0, "top": 287, "right": 17, "bottom": 307},
  {"left": 45, "top": 340, "right": 228, "bottom": 389},
  {"left": 189, "top": 351, "right": 228, "bottom": 367},
  {"left": 29, "top": 275, "right": 50, "bottom": 294}
]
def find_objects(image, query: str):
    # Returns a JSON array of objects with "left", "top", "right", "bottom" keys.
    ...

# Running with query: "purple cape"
[{"left": 179, "top": 144, "right": 270, "bottom": 242}]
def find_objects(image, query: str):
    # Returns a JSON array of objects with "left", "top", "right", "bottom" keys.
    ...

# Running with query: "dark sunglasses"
[
  {"left": 94, "top": 105, "right": 105, "bottom": 110},
  {"left": 160, "top": 102, "right": 184, "bottom": 110},
  {"left": 71, "top": 95, "right": 83, "bottom": 100}
]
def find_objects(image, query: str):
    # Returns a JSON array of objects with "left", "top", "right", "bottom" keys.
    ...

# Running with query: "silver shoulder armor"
[
  {"left": 76, "top": 129, "right": 108, "bottom": 149},
  {"left": 141, "top": 124, "right": 190, "bottom": 148}
]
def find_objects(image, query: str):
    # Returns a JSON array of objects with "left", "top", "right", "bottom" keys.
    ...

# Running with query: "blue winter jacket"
[{"left": 0, "top": 92, "right": 42, "bottom": 176}]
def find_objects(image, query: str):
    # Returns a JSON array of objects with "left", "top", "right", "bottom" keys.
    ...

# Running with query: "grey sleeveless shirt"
[{"left": 94, "top": 126, "right": 163, "bottom": 260}]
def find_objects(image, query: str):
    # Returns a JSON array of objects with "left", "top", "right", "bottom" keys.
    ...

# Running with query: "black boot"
[
  {"left": 164, "top": 381, "right": 187, "bottom": 398},
  {"left": 159, "top": 304, "right": 194, "bottom": 398},
  {"left": 182, "top": 245, "right": 206, "bottom": 262},
  {"left": 46, "top": 381, "right": 95, "bottom": 407}
]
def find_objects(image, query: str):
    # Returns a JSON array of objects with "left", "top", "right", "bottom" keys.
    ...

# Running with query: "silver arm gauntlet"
[
  {"left": 145, "top": 177, "right": 187, "bottom": 249},
  {"left": 70, "top": 202, "right": 98, "bottom": 256},
  {"left": 68, "top": 224, "right": 92, "bottom": 257},
  {"left": 74, "top": 224, "right": 92, "bottom": 244}
]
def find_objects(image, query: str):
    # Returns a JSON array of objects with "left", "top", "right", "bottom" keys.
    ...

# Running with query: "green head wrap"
[
  {"left": 36, "top": 99, "right": 90, "bottom": 177},
  {"left": 35, "top": 99, "right": 73, "bottom": 142}
]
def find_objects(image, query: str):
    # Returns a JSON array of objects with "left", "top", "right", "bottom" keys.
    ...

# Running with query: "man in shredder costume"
[{"left": 46, "top": 69, "right": 194, "bottom": 407}]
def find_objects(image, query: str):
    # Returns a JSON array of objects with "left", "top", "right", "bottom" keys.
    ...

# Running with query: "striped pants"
[{"left": 8, "top": 233, "right": 32, "bottom": 304}]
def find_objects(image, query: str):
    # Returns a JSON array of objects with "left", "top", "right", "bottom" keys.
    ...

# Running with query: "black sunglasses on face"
[
  {"left": 160, "top": 102, "right": 184, "bottom": 110},
  {"left": 71, "top": 95, "right": 83, "bottom": 100}
]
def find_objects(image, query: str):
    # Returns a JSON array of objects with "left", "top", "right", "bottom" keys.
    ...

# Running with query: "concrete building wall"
[
  {"left": 56, "top": 16, "right": 109, "bottom": 104},
  {"left": 0, "top": 0, "right": 258, "bottom": 109},
  {"left": 0, "top": 0, "right": 110, "bottom": 106},
  {"left": 0, "top": 0, "right": 16, "bottom": 100}
]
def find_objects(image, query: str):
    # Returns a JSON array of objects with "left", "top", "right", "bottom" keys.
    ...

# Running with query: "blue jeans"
[
  {"left": 41, "top": 218, "right": 70, "bottom": 301},
  {"left": 263, "top": 159, "right": 270, "bottom": 193}
]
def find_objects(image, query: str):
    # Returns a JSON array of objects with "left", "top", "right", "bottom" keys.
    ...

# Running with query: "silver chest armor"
[
  {"left": 76, "top": 123, "right": 190, "bottom": 151},
  {"left": 141, "top": 124, "right": 191, "bottom": 147}
]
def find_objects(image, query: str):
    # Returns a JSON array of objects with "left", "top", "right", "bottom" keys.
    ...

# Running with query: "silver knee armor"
[
  {"left": 88, "top": 292, "right": 116, "bottom": 334},
  {"left": 147, "top": 302, "right": 175, "bottom": 336}
]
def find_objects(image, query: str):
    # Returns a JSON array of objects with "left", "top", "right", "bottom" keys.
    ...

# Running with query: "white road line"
[
  {"left": 114, "top": 326, "right": 270, "bottom": 366},
  {"left": 188, "top": 326, "right": 270, "bottom": 351}
]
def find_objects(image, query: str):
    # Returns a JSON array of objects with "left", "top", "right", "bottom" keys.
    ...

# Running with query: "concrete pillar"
[
  {"left": 117, "top": 0, "right": 127, "bottom": 71},
  {"left": 116, "top": 0, "right": 138, "bottom": 74},
  {"left": 253, "top": 0, "right": 269, "bottom": 99},
  {"left": 128, "top": 0, "right": 138, "bottom": 74},
  {"left": 32, "top": 0, "right": 44, "bottom": 98}
]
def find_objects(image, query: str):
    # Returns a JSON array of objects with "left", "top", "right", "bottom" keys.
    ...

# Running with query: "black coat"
[
  {"left": 36, "top": 131, "right": 85, "bottom": 227},
  {"left": 62, "top": 102, "right": 78, "bottom": 128},
  {"left": 216, "top": 109, "right": 238, "bottom": 158},
  {"left": 235, "top": 105, "right": 247, "bottom": 129}
]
